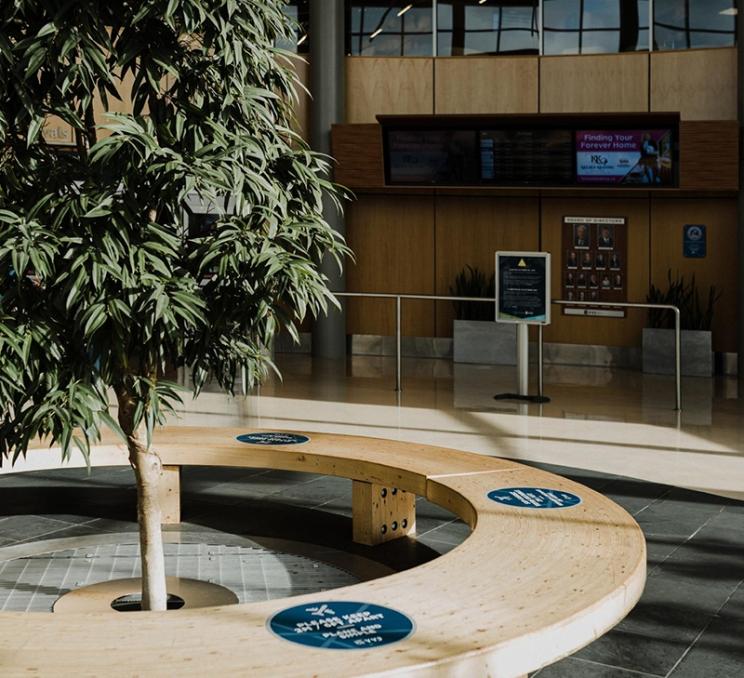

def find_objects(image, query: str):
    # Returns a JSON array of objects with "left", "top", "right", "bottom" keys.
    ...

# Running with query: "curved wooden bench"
[{"left": 0, "top": 427, "right": 646, "bottom": 677}]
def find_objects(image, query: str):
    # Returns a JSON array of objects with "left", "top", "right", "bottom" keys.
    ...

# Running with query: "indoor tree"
[{"left": 0, "top": 0, "right": 346, "bottom": 611}]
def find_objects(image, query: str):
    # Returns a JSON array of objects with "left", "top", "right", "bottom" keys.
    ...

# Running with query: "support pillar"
[
  {"left": 352, "top": 481, "right": 416, "bottom": 546},
  {"left": 159, "top": 465, "right": 181, "bottom": 525},
  {"left": 310, "top": 0, "right": 347, "bottom": 360},
  {"left": 738, "top": 4, "right": 744, "bottom": 383}
]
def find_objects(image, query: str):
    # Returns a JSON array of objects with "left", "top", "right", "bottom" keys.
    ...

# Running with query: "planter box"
[
  {"left": 453, "top": 319, "right": 516, "bottom": 365},
  {"left": 642, "top": 328, "right": 713, "bottom": 377}
]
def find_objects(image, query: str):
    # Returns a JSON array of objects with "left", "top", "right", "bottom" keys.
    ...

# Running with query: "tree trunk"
[{"left": 116, "top": 389, "right": 168, "bottom": 611}]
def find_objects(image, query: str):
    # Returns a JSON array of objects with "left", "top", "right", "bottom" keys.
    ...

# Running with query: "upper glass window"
[
  {"left": 346, "top": 1, "right": 434, "bottom": 56},
  {"left": 653, "top": 0, "right": 737, "bottom": 50},
  {"left": 278, "top": 0, "right": 310, "bottom": 54},
  {"left": 543, "top": 0, "right": 649, "bottom": 54},
  {"left": 437, "top": 1, "right": 539, "bottom": 56}
]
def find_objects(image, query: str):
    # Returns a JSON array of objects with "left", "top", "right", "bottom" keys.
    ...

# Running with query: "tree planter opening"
[
  {"left": 53, "top": 577, "right": 239, "bottom": 614},
  {"left": 112, "top": 593, "right": 186, "bottom": 612}
]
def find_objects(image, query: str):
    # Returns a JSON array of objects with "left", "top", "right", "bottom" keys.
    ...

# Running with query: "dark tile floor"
[{"left": 0, "top": 462, "right": 742, "bottom": 677}]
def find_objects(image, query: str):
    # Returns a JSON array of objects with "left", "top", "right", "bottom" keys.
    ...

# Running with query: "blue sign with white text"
[
  {"left": 683, "top": 224, "right": 706, "bottom": 258},
  {"left": 268, "top": 601, "right": 414, "bottom": 650},
  {"left": 237, "top": 432, "right": 310, "bottom": 445},
  {"left": 487, "top": 487, "right": 582, "bottom": 509}
]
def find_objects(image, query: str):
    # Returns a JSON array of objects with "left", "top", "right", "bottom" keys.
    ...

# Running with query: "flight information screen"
[{"left": 480, "top": 129, "right": 574, "bottom": 185}]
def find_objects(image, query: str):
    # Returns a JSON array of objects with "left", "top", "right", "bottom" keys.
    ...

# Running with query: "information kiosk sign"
[{"left": 495, "top": 252, "right": 551, "bottom": 325}]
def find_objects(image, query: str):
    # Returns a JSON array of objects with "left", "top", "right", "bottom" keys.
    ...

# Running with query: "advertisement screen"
[
  {"left": 576, "top": 129, "right": 674, "bottom": 185},
  {"left": 387, "top": 129, "right": 478, "bottom": 184}
]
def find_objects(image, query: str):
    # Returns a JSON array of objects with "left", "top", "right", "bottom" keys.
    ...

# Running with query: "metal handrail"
[
  {"left": 551, "top": 299, "right": 681, "bottom": 410},
  {"left": 333, "top": 292, "right": 682, "bottom": 411}
]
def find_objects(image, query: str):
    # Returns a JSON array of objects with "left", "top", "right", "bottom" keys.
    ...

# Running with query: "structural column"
[
  {"left": 310, "top": 0, "right": 347, "bottom": 360},
  {"left": 738, "top": 5, "right": 744, "bottom": 383}
]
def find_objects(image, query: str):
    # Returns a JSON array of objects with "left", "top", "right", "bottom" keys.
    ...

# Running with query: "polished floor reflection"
[{"left": 188, "top": 354, "right": 744, "bottom": 501}]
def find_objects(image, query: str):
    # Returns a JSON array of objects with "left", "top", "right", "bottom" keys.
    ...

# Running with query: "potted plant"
[
  {"left": 451, "top": 266, "right": 516, "bottom": 365},
  {"left": 643, "top": 271, "right": 720, "bottom": 377}
]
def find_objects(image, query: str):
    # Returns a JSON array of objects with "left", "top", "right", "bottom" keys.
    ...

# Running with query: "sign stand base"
[
  {"left": 493, "top": 393, "right": 551, "bottom": 404},
  {"left": 494, "top": 324, "right": 551, "bottom": 403}
]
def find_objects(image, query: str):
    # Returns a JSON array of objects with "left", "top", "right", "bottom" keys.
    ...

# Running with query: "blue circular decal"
[
  {"left": 236, "top": 432, "right": 310, "bottom": 445},
  {"left": 268, "top": 601, "right": 414, "bottom": 650},
  {"left": 487, "top": 487, "right": 582, "bottom": 509}
]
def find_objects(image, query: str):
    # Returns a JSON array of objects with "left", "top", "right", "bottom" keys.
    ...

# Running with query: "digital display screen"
[
  {"left": 575, "top": 129, "right": 674, "bottom": 185},
  {"left": 480, "top": 129, "right": 573, "bottom": 185},
  {"left": 386, "top": 129, "right": 477, "bottom": 185},
  {"left": 382, "top": 120, "right": 677, "bottom": 188}
]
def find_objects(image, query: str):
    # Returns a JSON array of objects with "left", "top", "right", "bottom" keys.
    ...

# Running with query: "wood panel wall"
[
  {"left": 346, "top": 195, "right": 436, "bottom": 337},
  {"left": 345, "top": 58, "right": 434, "bottom": 124},
  {"left": 651, "top": 48, "right": 737, "bottom": 121},
  {"left": 540, "top": 53, "right": 649, "bottom": 113},
  {"left": 434, "top": 57, "right": 538, "bottom": 114},
  {"left": 679, "top": 121, "right": 739, "bottom": 192},
  {"left": 650, "top": 198, "right": 738, "bottom": 352},
  {"left": 341, "top": 47, "right": 739, "bottom": 353},
  {"left": 332, "top": 124, "right": 385, "bottom": 188},
  {"left": 434, "top": 197, "right": 539, "bottom": 336}
]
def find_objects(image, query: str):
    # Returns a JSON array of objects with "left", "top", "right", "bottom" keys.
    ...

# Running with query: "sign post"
[{"left": 494, "top": 251, "right": 551, "bottom": 403}]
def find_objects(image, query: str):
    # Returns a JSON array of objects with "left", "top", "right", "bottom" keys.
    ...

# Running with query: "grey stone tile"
[
  {"left": 416, "top": 534, "right": 459, "bottom": 555},
  {"left": 0, "top": 515, "right": 74, "bottom": 543},
  {"left": 644, "top": 534, "right": 686, "bottom": 566},
  {"left": 574, "top": 623, "right": 691, "bottom": 676},
  {"left": 270, "top": 476, "right": 351, "bottom": 508},
  {"left": 314, "top": 496, "right": 353, "bottom": 518},
  {"left": 575, "top": 574, "right": 727, "bottom": 675},
  {"left": 705, "top": 509, "right": 744, "bottom": 533},
  {"left": 84, "top": 518, "right": 138, "bottom": 533},
  {"left": 180, "top": 466, "right": 268, "bottom": 493},
  {"left": 417, "top": 520, "right": 469, "bottom": 544},
  {"left": 651, "top": 523, "right": 744, "bottom": 589},
  {"left": 536, "top": 656, "right": 660, "bottom": 677},
  {"left": 672, "top": 616, "right": 744, "bottom": 677},
  {"left": 10, "top": 523, "right": 107, "bottom": 545},
  {"left": 634, "top": 498, "right": 721, "bottom": 538},
  {"left": 34, "top": 514, "right": 98, "bottom": 525},
  {"left": 717, "top": 584, "right": 744, "bottom": 621},
  {"left": 603, "top": 481, "right": 670, "bottom": 517}
]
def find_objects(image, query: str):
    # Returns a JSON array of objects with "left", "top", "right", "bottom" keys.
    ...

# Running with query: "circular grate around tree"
[{"left": 0, "top": 540, "right": 359, "bottom": 613}]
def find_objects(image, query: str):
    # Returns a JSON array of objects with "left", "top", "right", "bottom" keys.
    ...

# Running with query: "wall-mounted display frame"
[
  {"left": 379, "top": 113, "right": 680, "bottom": 189},
  {"left": 561, "top": 216, "right": 627, "bottom": 318}
]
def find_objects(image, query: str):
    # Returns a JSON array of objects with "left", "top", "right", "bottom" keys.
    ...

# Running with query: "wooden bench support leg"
[
  {"left": 352, "top": 480, "right": 415, "bottom": 546},
  {"left": 159, "top": 465, "right": 181, "bottom": 525}
]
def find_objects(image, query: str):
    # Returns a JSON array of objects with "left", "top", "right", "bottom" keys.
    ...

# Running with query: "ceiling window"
[
  {"left": 346, "top": 1, "right": 434, "bottom": 56},
  {"left": 654, "top": 0, "right": 737, "bottom": 50},
  {"left": 437, "top": 1, "right": 539, "bottom": 56},
  {"left": 543, "top": 0, "right": 649, "bottom": 55}
]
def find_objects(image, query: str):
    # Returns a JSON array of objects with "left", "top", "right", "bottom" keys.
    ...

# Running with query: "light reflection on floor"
[{"left": 179, "top": 354, "right": 744, "bottom": 501}]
